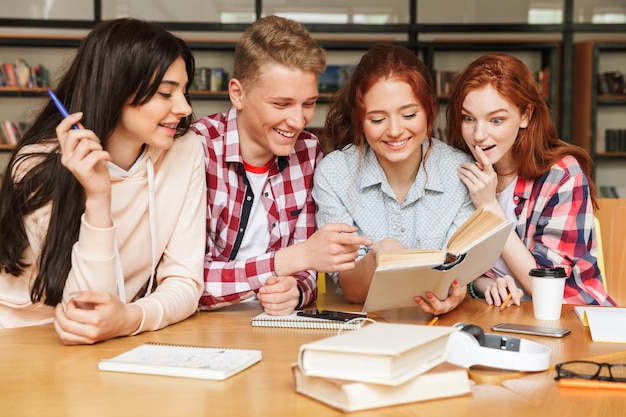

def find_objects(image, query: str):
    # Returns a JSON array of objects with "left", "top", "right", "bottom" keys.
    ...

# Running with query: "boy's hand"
[
  {"left": 274, "top": 223, "right": 372, "bottom": 276},
  {"left": 304, "top": 223, "right": 373, "bottom": 272},
  {"left": 257, "top": 276, "right": 300, "bottom": 315}
]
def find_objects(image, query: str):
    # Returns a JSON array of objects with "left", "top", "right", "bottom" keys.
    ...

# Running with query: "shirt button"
[
  {"left": 264, "top": 192, "right": 269, "bottom": 197},
  {"left": 246, "top": 196, "right": 252, "bottom": 201},
  {"left": 401, "top": 228, "right": 406, "bottom": 233},
  {"left": 239, "top": 228, "right": 244, "bottom": 232},
  {"left": 392, "top": 225, "right": 397, "bottom": 230},
  {"left": 513, "top": 196, "right": 520, "bottom": 203}
]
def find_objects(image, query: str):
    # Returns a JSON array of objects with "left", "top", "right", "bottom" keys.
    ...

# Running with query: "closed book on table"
[
  {"left": 251, "top": 311, "right": 365, "bottom": 330},
  {"left": 298, "top": 323, "right": 454, "bottom": 385},
  {"left": 293, "top": 362, "right": 471, "bottom": 412},
  {"left": 98, "top": 343, "right": 262, "bottom": 381}
]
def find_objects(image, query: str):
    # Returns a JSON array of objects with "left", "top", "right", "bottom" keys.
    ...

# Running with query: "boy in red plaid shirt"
[{"left": 192, "top": 16, "right": 371, "bottom": 315}]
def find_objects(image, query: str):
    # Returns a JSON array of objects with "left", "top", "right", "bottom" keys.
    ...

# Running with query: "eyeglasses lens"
[{"left": 559, "top": 361, "right": 626, "bottom": 382}]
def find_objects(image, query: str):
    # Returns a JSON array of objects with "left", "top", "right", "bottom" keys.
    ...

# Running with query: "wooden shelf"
[
  {"left": 0, "top": 87, "right": 48, "bottom": 97},
  {"left": 572, "top": 40, "right": 626, "bottom": 182}
]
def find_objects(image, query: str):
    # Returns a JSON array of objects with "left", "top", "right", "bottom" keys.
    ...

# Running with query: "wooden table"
[{"left": 1, "top": 286, "right": 625, "bottom": 417}]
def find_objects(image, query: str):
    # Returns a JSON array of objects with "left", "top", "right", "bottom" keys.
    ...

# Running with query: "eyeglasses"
[{"left": 555, "top": 360, "right": 626, "bottom": 382}]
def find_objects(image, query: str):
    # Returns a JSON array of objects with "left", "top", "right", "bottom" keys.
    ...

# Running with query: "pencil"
[
  {"left": 557, "top": 379, "right": 626, "bottom": 390},
  {"left": 499, "top": 292, "right": 513, "bottom": 312},
  {"left": 427, "top": 316, "right": 439, "bottom": 326}
]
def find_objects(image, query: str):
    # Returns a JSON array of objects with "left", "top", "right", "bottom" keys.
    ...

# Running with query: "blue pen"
[{"left": 47, "top": 89, "right": 80, "bottom": 130}]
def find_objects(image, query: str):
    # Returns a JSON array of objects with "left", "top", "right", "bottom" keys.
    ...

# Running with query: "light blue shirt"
[{"left": 312, "top": 138, "right": 475, "bottom": 283}]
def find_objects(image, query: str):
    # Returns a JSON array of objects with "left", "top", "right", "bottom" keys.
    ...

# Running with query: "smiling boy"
[{"left": 192, "top": 16, "right": 371, "bottom": 315}]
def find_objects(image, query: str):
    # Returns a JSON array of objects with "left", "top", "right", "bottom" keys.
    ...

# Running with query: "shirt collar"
[{"left": 223, "top": 106, "right": 288, "bottom": 174}]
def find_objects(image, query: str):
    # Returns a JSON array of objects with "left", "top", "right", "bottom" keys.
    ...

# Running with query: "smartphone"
[
  {"left": 491, "top": 322, "right": 571, "bottom": 338},
  {"left": 297, "top": 309, "right": 366, "bottom": 322}
]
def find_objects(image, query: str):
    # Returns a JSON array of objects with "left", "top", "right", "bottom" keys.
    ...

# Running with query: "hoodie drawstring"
[{"left": 114, "top": 157, "right": 157, "bottom": 302}]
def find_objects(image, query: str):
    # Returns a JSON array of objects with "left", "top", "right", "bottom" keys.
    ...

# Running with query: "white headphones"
[{"left": 446, "top": 323, "right": 551, "bottom": 372}]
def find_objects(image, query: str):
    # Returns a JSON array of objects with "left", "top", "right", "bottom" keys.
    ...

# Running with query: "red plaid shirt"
[
  {"left": 488, "top": 155, "right": 615, "bottom": 306},
  {"left": 192, "top": 107, "right": 321, "bottom": 310}
]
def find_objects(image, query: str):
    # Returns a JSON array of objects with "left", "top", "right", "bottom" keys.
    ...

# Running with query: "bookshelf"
[
  {"left": 572, "top": 40, "right": 626, "bottom": 196},
  {"left": 1, "top": 0, "right": 626, "bottom": 179},
  {"left": 423, "top": 39, "right": 561, "bottom": 142}
]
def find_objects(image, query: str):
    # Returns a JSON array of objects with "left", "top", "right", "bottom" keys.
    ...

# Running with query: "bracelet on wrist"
[{"left": 467, "top": 281, "right": 481, "bottom": 299}]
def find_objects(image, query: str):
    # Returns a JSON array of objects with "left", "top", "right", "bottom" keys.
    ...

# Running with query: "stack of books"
[{"left": 293, "top": 323, "right": 471, "bottom": 412}]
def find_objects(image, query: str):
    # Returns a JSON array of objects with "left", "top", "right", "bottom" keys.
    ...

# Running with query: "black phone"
[
  {"left": 491, "top": 322, "right": 571, "bottom": 338},
  {"left": 297, "top": 309, "right": 367, "bottom": 322}
]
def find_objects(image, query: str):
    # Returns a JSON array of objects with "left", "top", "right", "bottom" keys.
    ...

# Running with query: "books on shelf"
[
  {"left": 297, "top": 322, "right": 454, "bottom": 385},
  {"left": 318, "top": 64, "right": 355, "bottom": 93},
  {"left": 598, "top": 185, "right": 626, "bottom": 199},
  {"left": 1, "top": 121, "right": 30, "bottom": 145},
  {"left": 574, "top": 306, "right": 626, "bottom": 343},
  {"left": 251, "top": 310, "right": 365, "bottom": 330},
  {"left": 0, "top": 59, "right": 49, "bottom": 88},
  {"left": 597, "top": 71, "right": 626, "bottom": 96},
  {"left": 363, "top": 208, "right": 512, "bottom": 312},
  {"left": 98, "top": 343, "right": 262, "bottom": 381},
  {"left": 293, "top": 362, "right": 471, "bottom": 412},
  {"left": 191, "top": 67, "right": 229, "bottom": 92},
  {"left": 435, "top": 68, "right": 549, "bottom": 98},
  {"left": 434, "top": 70, "right": 460, "bottom": 96},
  {"left": 596, "top": 128, "right": 626, "bottom": 153}
]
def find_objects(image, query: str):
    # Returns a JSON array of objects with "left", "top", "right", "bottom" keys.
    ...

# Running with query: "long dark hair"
[
  {"left": 446, "top": 53, "right": 597, "bottom": 208},
  {"left": 0, "top": 18, "right": 195, "bottom": 305}
]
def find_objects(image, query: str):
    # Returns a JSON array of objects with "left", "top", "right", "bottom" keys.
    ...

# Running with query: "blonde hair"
[{"left": 233, "top": 15, "right": 326, "bottom": 88}]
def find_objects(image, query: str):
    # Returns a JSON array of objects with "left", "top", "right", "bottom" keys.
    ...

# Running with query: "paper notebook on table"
[
  {"left": 363, "top": 208, "right": 512, "bottom": 312},
  {"left": 574, "top": 306, "right": 626, "bottom": 343},
  {"left": 98, "top": 343, "right": 262, "bottom": 380},
  {"left": 251, "top": 311, "right": 365, "bottom": 330}
]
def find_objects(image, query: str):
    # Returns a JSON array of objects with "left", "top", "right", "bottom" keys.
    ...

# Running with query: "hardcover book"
[
  {"left": 297, "top": 322, "right": 455, "bottom": 385},
  {"left": 363, "top": 208, "right": 512, "bottom": 312},
  {"left": 293, "top": 362, "right": 471, "bottom": 412}
]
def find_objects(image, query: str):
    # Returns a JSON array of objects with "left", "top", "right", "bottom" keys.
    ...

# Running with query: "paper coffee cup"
[{"left": 530, "top": 267, "right": 566, "bottom": 320}]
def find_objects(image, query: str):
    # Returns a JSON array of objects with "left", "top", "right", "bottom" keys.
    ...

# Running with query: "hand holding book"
[{"left": 364, "top": 208, "right": 512, "bottom": 312}]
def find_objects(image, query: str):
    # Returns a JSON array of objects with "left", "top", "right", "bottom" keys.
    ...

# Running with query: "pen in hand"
[
  {"left": 47, "top": 89, "right": 80, "bottom": 130},
  {"left": 499, "top": 292, "right": 513, "bottom": 312}
]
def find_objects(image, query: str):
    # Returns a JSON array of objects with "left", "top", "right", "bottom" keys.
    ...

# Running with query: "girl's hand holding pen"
[
  {"left": 56, "top": 111, "right": 113, "bottom": 228},
  {"left": 483, "top": 275, "right": 523, "bottom": 308}
]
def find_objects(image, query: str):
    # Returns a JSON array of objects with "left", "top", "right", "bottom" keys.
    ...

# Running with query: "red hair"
[
  {"left": 325, "top": 43, "right": 438, "bottom": 152},
  {"left": 446, "top": 53, "right": 597, "bottom": 208}
]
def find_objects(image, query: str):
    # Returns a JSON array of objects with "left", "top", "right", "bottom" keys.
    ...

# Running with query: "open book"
[{"left": 363, "top": 208, "right": 512, "bottom": 312}]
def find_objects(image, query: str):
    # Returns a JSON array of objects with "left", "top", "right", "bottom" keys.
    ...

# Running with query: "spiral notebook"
[
  {"left": 98, "top": 343, "right": 262, "bottom": 381},
  {"left": 251, "top": 311, "right": 365, "bottom": 330}
]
